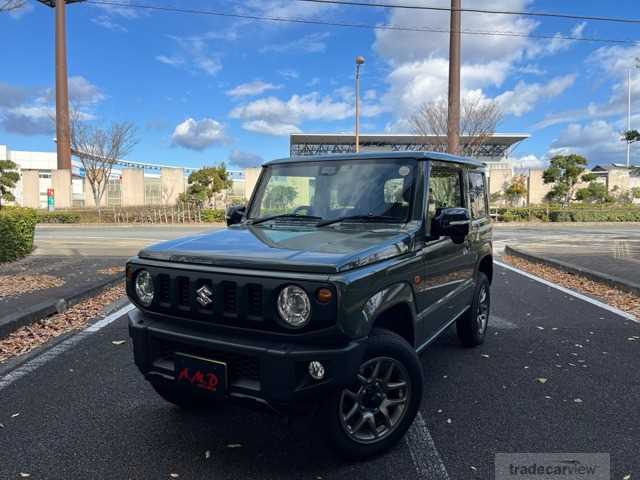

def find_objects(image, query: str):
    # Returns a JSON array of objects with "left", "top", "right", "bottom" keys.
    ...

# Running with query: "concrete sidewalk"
[
  {"left": 0, "top": 255, "right": 125, "bottom": 337},
  {"left": 505, "top": 239, "right": 640, "bottom": 295}
]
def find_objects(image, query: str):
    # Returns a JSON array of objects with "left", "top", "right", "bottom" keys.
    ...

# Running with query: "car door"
[
  {"left": 467, "top": 168, "right": 492, "bottom": 271},
  {"left": 415, "top": 162, "right": 476, "bottom": 345}
]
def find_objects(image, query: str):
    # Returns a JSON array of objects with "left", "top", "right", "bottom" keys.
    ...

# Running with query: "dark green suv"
[{"left": 127, "top": 152, "right": 492, "bottom": 459}]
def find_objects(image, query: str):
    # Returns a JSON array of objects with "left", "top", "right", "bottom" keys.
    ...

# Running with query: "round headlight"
[
  {"left": 277, "top": 285, "right": 311, "bottom": 327},
  {"left": 135, "top": 270, "right": 154, "bottom": 307}
]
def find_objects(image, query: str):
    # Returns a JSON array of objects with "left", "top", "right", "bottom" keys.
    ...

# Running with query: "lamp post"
[
  {"left": 626, "top": 57, "right": 640, "bottom": 167},
  {"left": 355, "top": 56, "right": 365, "bottom": 153}
]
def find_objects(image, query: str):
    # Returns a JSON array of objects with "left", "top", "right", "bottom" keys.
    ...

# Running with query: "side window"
[
  {"left": 428, "top": 167, "right": 464, "bottom": 218},
  {"left": 468, "top": 171, "right": 488, "bottom": 219}
]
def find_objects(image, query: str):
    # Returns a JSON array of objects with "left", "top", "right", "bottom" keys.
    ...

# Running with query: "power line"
[
  {"left": 86, "top": 1, "right": 638, "bottom": 45},
  {"left": 297, "top": 0, "right": 640, "bottom": 25}
]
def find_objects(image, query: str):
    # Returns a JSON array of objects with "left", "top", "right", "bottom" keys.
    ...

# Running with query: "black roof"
[{"left": 264, "top": 151, "right": 485, "bottom": 168}]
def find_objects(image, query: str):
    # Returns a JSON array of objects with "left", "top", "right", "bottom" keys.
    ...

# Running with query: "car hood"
[{"left": 138, "top": 224, "right": 413, "bottom": 274}]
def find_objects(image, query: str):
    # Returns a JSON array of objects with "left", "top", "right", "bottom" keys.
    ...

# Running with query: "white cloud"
[
  {"left": 171, "top": 118, "right": 228, "bottom": 150},
  {"left": 230, "top": 90, "right": 386, "bottom": 136},
  {"left": 278, "top": 69, "right": 299, "bottom": 79},
  {"left": 374, "top": 0, "right": 536, "bottom": 66},
  {"left": 155, "top": 55, "right": 185, "bottom": 67},
  {"left": 508, "top": 154, "right": 547, "bottom": 169},
  {"left": 241, "top": 120, "right": 301, "bottom": 136},
  {"left": 535, "top": 44, "right": 640, "bottom": 129},
  {"left": 91, "top": 15, "right": 127, "bottom": 32},
  {"left": 91, "top": 0, "right": 141, "bottom": 19},
  {"left": 1, "top": 105, "right": 55, "bottom": 136},
  {"left": 496, "top": 74, "right": 576, "bottom": 117},
  {"left": 260, "top": 32, "right": 330, "bottom": 54},
  {"left": 547, "top": 120, "right": 639, "bottom": 164},
  {"left": 226, "top": 81, "right": 281, "bottom": 98},
  {"left": 157, "top": 35, "right": 222, "bottom": 76},
  {"left": 228, "top": 149, "right": 264, "bottom": 168},
  {"left": 68, "top": 76, "right": 106, "bottom": 106},
  {"left": 546, "top": 22, "right": 586, "bottom": 55},
  {"left": 371, "top": 0, "right": 586, "bottom": 127},
  {"left": 241, "top": 0, "right": 336, "bottom": 20}
]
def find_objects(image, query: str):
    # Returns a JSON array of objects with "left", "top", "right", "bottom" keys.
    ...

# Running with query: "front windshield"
[{"left": 249, "top": 159, "right": 417, "bottom": 224}]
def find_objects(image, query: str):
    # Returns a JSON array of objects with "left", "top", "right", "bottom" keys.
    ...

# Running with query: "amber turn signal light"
[{"left": 316, "top": 288, "right": 333, "bottom": 303}]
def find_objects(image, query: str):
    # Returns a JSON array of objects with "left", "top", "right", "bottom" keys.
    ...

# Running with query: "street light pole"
[
  {"left": 626, "top": 58, "right": 640, "bottom": 168},
  {"left": 447, "top": 0, "right": 461, "bottom": 155},
  {"left": 355, "top": 55, "right": 365, "bottom": 153},
  {"left": 55, "top": 0, "right": 72, "bottom": 171}
]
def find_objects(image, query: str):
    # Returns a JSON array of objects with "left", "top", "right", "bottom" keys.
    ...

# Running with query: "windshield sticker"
[{"left": 398, "top": 166, "right": 411, "bottom": 176}]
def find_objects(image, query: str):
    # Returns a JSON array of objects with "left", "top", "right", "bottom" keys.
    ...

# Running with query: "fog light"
[{"left": 308, "top": 361, "right": 325, "bottom": 380}]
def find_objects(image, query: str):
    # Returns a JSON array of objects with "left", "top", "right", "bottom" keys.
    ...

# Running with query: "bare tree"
[
  {"left": 70, "top": 111, "right": 138, "bottom": 215},
  {"left": 0, "top": 0, "right": 26, "bottom": 12},
  {"left": 410, "top": 96, "right": 503, "bottom": 156}
]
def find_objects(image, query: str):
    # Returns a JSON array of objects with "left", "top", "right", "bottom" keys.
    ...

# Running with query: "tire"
[
  {"left": 325, "top": 328, "right": 423, "bottom": 460},
  {"left": 150, "top": 382, "right": 214, "bottom": 410},
  {"left": 456, "top": 272, "right": 490, "bottom": 347}
]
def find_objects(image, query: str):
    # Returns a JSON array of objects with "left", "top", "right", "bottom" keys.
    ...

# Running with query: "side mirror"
[
  {"left": 431, "top": 207, "right": 470, "bottom": 244},
  {"left": 226, "top": 204, "right": 246, "bottom": 226}
]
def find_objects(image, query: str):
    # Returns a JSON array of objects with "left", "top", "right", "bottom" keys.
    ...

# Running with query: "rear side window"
[
  {"left": 428, "top": 166, "right": 464, "bottom": 218},
  {"left": 468, "top": 171, "right": 488, "bottom": 219}
]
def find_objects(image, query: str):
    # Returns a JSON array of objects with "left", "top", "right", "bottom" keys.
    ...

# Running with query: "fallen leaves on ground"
[
  {"left": 536, "top": 378, "right": 548, "bottom": 384},
  {"left": 504, "top": 255, "right": 640, "bottom": 318},
  {"left": 97, "top": 266, "right": 125, "bottom": 276},
  {"left": 0, "top": 284, "right": 125, "bottom": 363},
  {"left": 111, "top": 340, "right": 126, "bottom": 346},
  {"left": 0, "top": 275, "right": 65, "bottom": 299}
]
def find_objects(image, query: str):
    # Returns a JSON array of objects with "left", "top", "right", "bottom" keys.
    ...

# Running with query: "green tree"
[
  {"left": 264, "top": 185, "right": 298, "bottom": 210},
  {"left": 542, "top": 154, "right": 596, "bottom": 206},
  {"left": 575, "top": 181, "right": 613, "bottom": 204},
  {"left": 503, "top": 175, "right": 528, "bottom": 206},
  {"left": 623, "top": 129, "right": 640, "bottom": 143},
  {"left": 184, "top": 164, "right": 233, "bottom": 206},
  {"left": 0, "top": 159, "right": 20, "bottom": 209}
]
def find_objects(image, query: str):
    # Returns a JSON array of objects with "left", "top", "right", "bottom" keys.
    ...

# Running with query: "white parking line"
[
  {"left": 0, "top": 303, "right": 133, "bottom": 391},
  {"left": 495, "top": 260, "right": 638, "bottom": 323},
  {"left": 405, "top": 412, "right": 450, "bottom": 480}
]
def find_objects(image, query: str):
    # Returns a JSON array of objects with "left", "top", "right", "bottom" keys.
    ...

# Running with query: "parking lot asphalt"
[{"left": 1, "top": 264, "right": 638, "bottom": 480}]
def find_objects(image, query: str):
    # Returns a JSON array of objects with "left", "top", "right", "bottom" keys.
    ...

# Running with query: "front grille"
[
  {"left": 247, "top": 284, "right": 263, "bottom": 317},
  {"left": 177, "top": 276, "right": 190, "bottom": 307},
  {"left": 158, "top": 274, "right": 171, "bottom": 303},
  {"left": 136, "top": 265, "right": 337, "bottom": 333},
  {"left": 222, "top": 281, "right": 237, "bottom": 314}
]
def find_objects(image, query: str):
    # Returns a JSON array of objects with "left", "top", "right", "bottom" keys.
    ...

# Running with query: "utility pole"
[
  {"left": 355, "top": 56, "right": 365, "bottom": 153},
  {"left": 447, "top": 0, "right": 461, "bottom": 155},
  {"left": 626, "top": 58, "right": 640, "bottom": 167},
  {"left": 37, "top": 0, "right": 85, "bottom": 171}
]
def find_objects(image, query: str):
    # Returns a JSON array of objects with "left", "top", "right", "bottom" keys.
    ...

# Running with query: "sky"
[{"left": 1, "top": 0, "right": 640, "bottom": 170}]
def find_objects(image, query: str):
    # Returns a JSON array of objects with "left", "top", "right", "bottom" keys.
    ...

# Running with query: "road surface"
[{"left": 1, "top": 263, "right": 638, "bottom": 479}]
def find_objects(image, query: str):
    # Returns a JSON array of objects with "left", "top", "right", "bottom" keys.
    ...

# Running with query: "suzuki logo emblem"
[{"left": 196, "top": 285, "right": 213, "bottom": 307}]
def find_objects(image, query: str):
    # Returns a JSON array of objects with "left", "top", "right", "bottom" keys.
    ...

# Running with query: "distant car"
[{"left": 126, "top": 151, "right": 493, "bottom": 459}]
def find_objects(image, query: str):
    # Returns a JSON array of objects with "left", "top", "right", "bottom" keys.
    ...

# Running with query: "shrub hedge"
[
  {"left": 200, "top": 209, "right": 226, "bottom": 223},
  {"left": 494, "top": 206, "right": 640, "bottom": 222},
  {"left": 37, "top": 211, "right": 81, "bottom": 224},
  {"left": 0, "top": 207, "right": 38, "bottom": 262}
]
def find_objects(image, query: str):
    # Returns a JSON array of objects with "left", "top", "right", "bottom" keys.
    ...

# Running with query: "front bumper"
[{"left": 128, "top": 309, "right": 366, "bottom": 410}]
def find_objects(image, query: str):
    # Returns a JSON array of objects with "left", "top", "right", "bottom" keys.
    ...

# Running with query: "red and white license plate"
[{"left": 174, "top": 353, "right": 227, "bottom": 397}]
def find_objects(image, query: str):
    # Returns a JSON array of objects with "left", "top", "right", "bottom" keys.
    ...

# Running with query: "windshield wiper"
[
  {"left": 249, "top": 213, "right": 323, "bottom": 225},
  {"left": 316, "top": 214, "right": 402, "bottom": 227}
]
